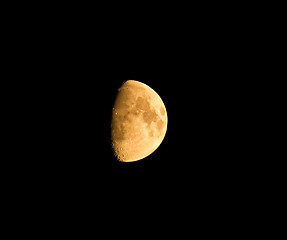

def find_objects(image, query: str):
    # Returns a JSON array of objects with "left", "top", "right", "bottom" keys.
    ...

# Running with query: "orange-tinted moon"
[{"left": 111, "top": 80, "right": 168, "bottom": 162}]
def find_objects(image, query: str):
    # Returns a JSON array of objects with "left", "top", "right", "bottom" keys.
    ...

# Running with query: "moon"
[{"left": 111, "top": 80, "right": 168, "bottom": 162}]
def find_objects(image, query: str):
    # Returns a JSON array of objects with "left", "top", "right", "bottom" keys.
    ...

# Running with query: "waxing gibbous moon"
[{"left": 111, "top": 80, "right": 168, "bottom": 162}]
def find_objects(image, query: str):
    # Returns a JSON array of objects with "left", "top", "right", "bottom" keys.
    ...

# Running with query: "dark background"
[
  {"left": 4, "top": 3, "right": 277, "bottom": 234},
  {"left": 27, "top": 10, "right": 263, "bottom": 179},
  {"left": 8, "top": 4, "right": 269, "bottom": 191},
  {"left": 105, "top": 59, "right": 249, "bottom": 175},
  {"left": 105, "top": 45, "right": 253, "bottom": 174}
]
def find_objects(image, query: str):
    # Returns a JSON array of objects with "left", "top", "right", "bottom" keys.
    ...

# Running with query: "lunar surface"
[{"left": 111, "top": 80, "right": 168, "bottom": 162}]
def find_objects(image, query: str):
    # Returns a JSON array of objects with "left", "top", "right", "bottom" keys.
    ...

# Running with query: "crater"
[
  {"left": 149, "top": 129, "right": 155, "bottom": 137},
  {"left": 111, "top": 121, "right": 127, "bottom": 142},
  {"left": 143, "top": 109, "right": 158, "bottom": 125},
  {"left": 156, "top": 119, "right": 164, "bottom": 132},
  {"left": 160, "top": 106, "right": 165, "bottom": 116},
  {"left": 114, "top": 88, "right": 134, "bottom": 111},
  {"left": 135, "top": 96, "right": 150, "bottom": 111},
  {"left": 131, "top": 108, "right": 141, "bottom": 116}
]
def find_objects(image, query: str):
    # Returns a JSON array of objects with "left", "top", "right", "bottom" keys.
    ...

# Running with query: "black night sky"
[
  {"left": 33, "top": 6, "right": 261, "bottom": 186},
  {"left": 107, "top": 56, "right": 249, "bottom": 173},
  {"left": 104, "top": 34, "right": 261, "bottom": 182},
  {"left": 14, "top": 4, "right": 272, "bottom": 231}
]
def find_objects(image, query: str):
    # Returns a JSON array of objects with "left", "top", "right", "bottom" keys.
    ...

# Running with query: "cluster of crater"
[{"left": 111, "top": 88, "right": 165, "bottom": 143}]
